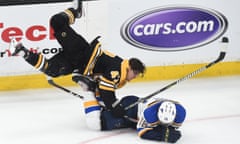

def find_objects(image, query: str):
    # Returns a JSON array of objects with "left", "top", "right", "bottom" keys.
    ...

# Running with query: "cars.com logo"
[{"left": 121, "top": 6, "right": 228, "bottom": 51}]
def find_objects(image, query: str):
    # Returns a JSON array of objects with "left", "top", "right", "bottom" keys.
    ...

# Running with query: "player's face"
[{"left": 126, "top": 68, "right": 140, "bottom": 81}]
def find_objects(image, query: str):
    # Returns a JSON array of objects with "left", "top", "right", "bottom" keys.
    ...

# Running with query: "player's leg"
[
  {"left": 83, "top": 91, "right": 102, "bottom": 130},
  {"left": 50, "top": 1, "right": 91, "bottom": 70},
  {"left": 9, "top": 41, "right": 73, "bottom": 77},
  {"left": 8, "top": 42, "right": 50, "bottom": 75},
  {"left": 100, "top": 110, "right": 130, "bottom": 130},
  {"left": 50, "top": 7, "right": 89, "bottom": 49},
  {"left": 100, "top": 96, "right": 139, "bottom": 130}
]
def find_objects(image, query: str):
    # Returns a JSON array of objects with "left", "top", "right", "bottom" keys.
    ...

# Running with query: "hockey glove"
[
  {"left": 153, "top": 125, "right": 181, "bottom": 143},
  {"left": 111, "top": 101, "right": 126, "bottom": 118},
  {"left": 72, "top": 70, "right": 96, "bottom": 92}
]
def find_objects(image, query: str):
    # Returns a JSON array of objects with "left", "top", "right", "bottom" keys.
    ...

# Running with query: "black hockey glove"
[
  {"left": 72, "top": 70, "right": 96, "bottom": 92},
  {"left": 153, "top": 125, "right": 181, "bottom": 143},
  {"left": 111, "top": 101, "right": 126, "bottom": 118}
]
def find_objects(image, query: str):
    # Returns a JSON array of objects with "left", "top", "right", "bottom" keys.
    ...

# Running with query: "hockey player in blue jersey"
[
  {"left": 83, "top": 91, "right": 186, "bottom": 143},
  {"left": 136, "top": 98, "right": 186, "bottom": 143}
]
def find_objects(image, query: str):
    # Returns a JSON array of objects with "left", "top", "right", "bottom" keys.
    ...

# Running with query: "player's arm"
[{"left": 98, "top": 76, "right": 126, "bottom": 118}]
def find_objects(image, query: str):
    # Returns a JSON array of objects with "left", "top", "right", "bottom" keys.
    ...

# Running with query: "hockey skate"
[
  {"left": 8, "top": 38, "right": 26, "bottom": 56},
  {"left": 72, "top": 0, "right": 83, "bottom": 18},
  {"left": 7, "top": 38, "right": 29, "bottom": 57},
  {"left": 8, "top": 38, "right": 17, "bottom": 56},
  {"left": 72, "top": 0, "right": 100, "bottom": 18}
]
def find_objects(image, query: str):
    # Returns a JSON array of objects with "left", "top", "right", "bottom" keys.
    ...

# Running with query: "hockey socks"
[{"left": 83, "top": 91, "right": 102, "bottom": 130}]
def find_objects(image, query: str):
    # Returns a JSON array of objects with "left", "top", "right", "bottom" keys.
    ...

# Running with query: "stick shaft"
[
  {"left": 125, "top": 50, "right": 226, "bottom": 110},
  {"left": 48, "top": 79, "right": 84, "bottom": 99}
]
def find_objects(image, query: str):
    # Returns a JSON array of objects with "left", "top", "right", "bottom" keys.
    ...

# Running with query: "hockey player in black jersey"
[{"left": 8, "top": 0, "right": 145, "bottom": 119}]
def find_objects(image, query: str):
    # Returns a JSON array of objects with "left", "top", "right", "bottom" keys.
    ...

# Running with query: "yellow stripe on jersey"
[
  {"left": 64, "top": 9, "right": 75, "bottom": 24},
  {"left": 103, "top": 50, "right": 116, "bottom": 57},
  {"left": 99, "top": 85, "right": 114, "bottom": 91},
  {"left": 138, "top": 128, "right": 153, "bottom": 137},
  {"left": 117, "top": 60, "right": 128, "bottom": 88},
  {"left": 43, "top": 61, "right": 48, "bottom": 70},
  {"left": 99, "top": 82, "right": 114, "bottom": 91},
  {"left": 83, "top": 42, "right": 102, "bottom": 76},
  {"left": 34, "top": 54, "right": 43, "bottom": 69},
  {"left": 98, "top": 76, "right": 115, "bottom": 91},
  {"left": 100, "top": 76, "right": 115, "bottom": 85}
]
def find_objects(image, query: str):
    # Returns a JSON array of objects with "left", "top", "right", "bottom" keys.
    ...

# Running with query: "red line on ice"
[{"left": 79, "top": 114, "right": 240, "bottom": 144}]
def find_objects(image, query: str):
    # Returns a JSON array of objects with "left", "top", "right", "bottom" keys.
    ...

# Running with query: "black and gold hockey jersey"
[
  {"left": 83, "top": 39, "right": 129, "bottom": 109},
  {"left": 23, "top": 8, "right": 130, "bottom": 110}
]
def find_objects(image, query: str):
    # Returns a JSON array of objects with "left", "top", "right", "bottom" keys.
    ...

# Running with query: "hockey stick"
[
  {"left": 0, "top": 0, "right": 99, "bottom": 6},
  {"left": 47, "top": 76, "right": 139, "bottom": 123},
  {"left": 47, "top": 76, "right": 84, "bottom": 99},
  {"left": 125, "top": 37, "right": 229, "bottom": 110}
]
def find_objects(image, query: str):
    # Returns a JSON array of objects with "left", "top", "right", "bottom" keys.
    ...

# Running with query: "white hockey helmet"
[{"left": 158, "top": 101, "right": 176, "bottom": 124}]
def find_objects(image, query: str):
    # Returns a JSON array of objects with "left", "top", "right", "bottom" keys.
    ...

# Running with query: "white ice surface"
[{"left": 0, "top": 76, "right": 239, "bottom": 144}]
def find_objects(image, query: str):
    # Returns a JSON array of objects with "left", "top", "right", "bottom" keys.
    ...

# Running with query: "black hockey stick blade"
[
  {"left": 47, "top": 77, "right": 84, "bottom": 99},
  {"left": 0, "top": 0, "right": 100, "bottom": 6},
  {"left": 206, "top": 37, "right": 228, "bottom": 68},
  {"left": 125, "top": 37, "right": 229, "bottom": 110},
  {"left": 216, "top": 37, "right": 228, "bottom": 61}
]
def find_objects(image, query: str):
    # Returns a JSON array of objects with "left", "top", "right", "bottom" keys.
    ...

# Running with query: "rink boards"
[
  {"left": 0, "top": 0, "right": 240, "bottom": 91},
  {"left": 1, "top": 61, "right": 239, "bottom": 91}
]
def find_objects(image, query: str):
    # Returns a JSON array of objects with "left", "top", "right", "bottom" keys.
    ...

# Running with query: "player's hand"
[
  {"left": 154, "top": 125, "right": 181, "bottom": 143},
  {"left": 72, "top": 70, "right": 96, "bottom": 92},
  {"left": 167, "top": 126, "right": 181, "bottom": 143},
  {"left": 111, "top": 102, "right": 126, "bottom": 118}
]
